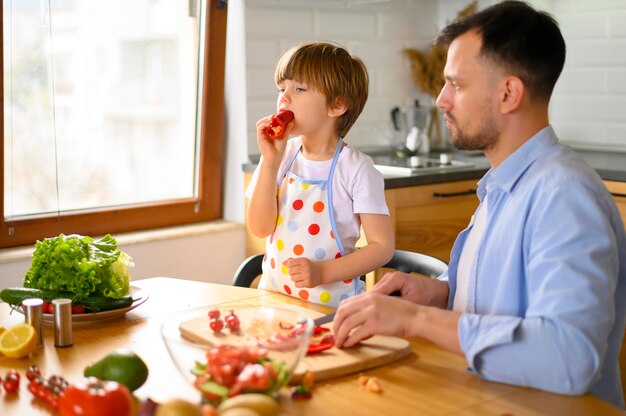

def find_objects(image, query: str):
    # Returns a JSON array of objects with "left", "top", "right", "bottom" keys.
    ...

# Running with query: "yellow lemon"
[
  {"left": 0, "top": 326, "right": 5, "bottom": 336},
  {"left": 0, "top": 323, "right": 37, "bottom": 358}
]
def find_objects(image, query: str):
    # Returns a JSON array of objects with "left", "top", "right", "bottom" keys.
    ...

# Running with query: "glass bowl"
[{"left": 161, "top": 305, "right": 313, "bottom": 405}]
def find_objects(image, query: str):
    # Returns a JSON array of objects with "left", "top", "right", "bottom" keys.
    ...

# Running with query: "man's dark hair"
[{"left": 436, "top": 1, "right": 566, "bottom": 102}]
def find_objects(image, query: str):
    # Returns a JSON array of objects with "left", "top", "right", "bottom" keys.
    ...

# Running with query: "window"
[{"left": 1, "top": 0, "right": 227, "bottom": 248}]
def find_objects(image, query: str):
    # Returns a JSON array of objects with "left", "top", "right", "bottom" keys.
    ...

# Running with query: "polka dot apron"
[{"left": 259, "top": 138, "right": 363, "bottom": 308}]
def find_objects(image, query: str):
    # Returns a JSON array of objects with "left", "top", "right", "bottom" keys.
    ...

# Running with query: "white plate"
[{"left": 16, "top": 285, "right": 148, "bottom": 325}]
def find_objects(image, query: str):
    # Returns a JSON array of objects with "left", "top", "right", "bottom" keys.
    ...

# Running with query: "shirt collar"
[{"left": 477, "top": 125, "right": 558, "bottom": 197}]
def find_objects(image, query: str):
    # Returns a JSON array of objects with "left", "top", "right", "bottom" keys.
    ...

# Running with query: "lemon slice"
[{"left": 0, "top": 323, "right": 37, "bottom": 358}]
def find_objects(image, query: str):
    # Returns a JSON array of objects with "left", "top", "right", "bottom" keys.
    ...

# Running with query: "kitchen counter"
[{"left": 243, "top": 147, "right": 626, "bottom": 187}]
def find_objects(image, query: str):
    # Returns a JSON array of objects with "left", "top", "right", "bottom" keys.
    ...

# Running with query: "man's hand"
[
  {"left": 287, "top": 257, "right": 323, "bottom": 287},
  {"left": 372, "top": 271, "right": 449, "bottom": 308},
  {"left": 332, "top": 292, "right": 421, "bottom": 348}
]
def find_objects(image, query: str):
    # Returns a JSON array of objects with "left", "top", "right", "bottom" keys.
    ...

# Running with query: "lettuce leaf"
[{"left": 23, "top": 234, "right": 134, "bottom": 302}]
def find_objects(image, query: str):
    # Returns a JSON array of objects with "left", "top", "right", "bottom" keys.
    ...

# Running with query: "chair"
[
  {"left": 232, "top": 249, "right": 447, "bottom": 288},
  {"left": 232, "top": 253, "right": 264, "bottom": 288}
]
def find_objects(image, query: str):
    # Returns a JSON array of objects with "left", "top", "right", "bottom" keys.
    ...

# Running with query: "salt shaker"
[
  {"left": 23, "top": 298, "right": 44, "bottom": 348},
  {"left": 52, "top": 299, "right": 73, "bottom": 347}
]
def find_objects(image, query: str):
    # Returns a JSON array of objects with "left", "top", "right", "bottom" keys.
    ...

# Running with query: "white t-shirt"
[
  {"left": 245, "top": 136, "right": 389, "bottom": 255},
  {"left": 453, "top": 195, "right": 489, "bottom": 312}
]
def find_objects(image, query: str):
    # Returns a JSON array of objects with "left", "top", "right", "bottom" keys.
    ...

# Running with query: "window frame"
[{"left": 0, "top": 1, "right": 227, "bottom": 249}]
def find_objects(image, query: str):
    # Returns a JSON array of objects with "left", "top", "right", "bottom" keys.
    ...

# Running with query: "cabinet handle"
[
  {"left": 611, "top": 192, "right": 626, "bottom": 198},
  {"left": 433, "top": 189, "right": 477, "bottom": 198}
]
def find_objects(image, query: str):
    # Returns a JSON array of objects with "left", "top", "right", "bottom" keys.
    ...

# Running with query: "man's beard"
[{"left": 445, "top": 110, "right": 499, "bottom": 152}]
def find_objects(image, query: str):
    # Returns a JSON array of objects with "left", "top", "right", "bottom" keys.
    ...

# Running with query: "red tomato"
[
  {"left": 26, "top": 365, "right": 42, "bottom": 382},
  {"left": 208, "top": 309, "right": 221, "bottom": 319},
  {"left": 42, "top": 301, "right": 52, "bottom": 314},
  {"left": 225, "top": 312, "right": 240, "bottom": 332},
  {"left": 210, "top": 318, "right": 224, "bottom": 332},
  {"left": 71, "top": 304, "right": 86, "bottom": 314},
  {"left": 3, "top": 370, "right": 20, "bottom": 394},
  {"left": 58, "top": 377, "right": 133, "bottom": 416}
]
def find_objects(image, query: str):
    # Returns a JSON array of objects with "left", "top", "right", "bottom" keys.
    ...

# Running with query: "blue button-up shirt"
[{"left": 440, "top": 126, "right": 626, "bottom": 408}]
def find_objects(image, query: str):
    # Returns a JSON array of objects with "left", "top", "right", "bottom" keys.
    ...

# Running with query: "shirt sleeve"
[
  {"left": 458, "top": 178, "right": 619, "bottom": 395},
  {"left": 351, "top": 156, "right": 389, "bottom": 215}
]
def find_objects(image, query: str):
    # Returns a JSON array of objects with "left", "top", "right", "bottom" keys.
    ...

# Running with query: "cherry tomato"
[
  {"left": 225, "top": 312, "right": 240, "bottom": 332},
  {"left": 27, "top": 372, "right": 68, "bottom": 410},
  {"left": 3, "top": 370, "right": 20, "bottom": 394},
  {"left": 42, "top": 301, "right": 52, "bottom": 314},
  {"left": 210, "top": 318, "right": 224, "bottom": 332},
  {"left": 26, "top": 365, "right": 42, "bottom": 382},
  {"left": 208, "top": 309, "right": 221, "bottom": 319},
  {"left": 71, "top": 304, "right": 86, "bottom": 314},
  {"left": 58, "top": 377, "right": 133, "bottom": 416}
]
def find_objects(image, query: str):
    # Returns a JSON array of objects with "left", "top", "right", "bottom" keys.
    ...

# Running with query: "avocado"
[{"left": 84, "top": 348, "right": 149, "bottom": 391}]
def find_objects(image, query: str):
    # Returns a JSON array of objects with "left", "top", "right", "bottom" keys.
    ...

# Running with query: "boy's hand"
[
  {"left": 287, "top": 257, "right": 323, "bottom": 287},
  {"left": 256, "top": 113, "right": 293, "bottom": 164}
]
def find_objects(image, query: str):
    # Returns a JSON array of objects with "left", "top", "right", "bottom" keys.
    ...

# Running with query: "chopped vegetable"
[
  {"left": 191, "top": 344, "right": 289, "bottom": 406},
  {"left": 23, "top": 234, "right": 134, "bottom": 302}
]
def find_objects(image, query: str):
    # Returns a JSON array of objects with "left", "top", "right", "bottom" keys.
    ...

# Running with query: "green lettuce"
[{"left": 23, "top": 234, "right": 134, "bottom": 302}]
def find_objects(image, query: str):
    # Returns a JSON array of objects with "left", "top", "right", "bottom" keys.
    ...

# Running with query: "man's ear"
[
  {"left": 500, "top": 76, "right": 524, "bottom": 114},
  {"left": 328, "top": 96, "right": 348, "bottom": 118}
]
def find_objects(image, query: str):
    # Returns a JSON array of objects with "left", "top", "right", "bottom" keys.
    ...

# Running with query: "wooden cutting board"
[{"left": 179, "top": 305, "right": 411, "bottom": 383}]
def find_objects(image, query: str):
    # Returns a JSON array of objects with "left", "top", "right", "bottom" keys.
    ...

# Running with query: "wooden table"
[{"left": 1, "top": 277, "right": 623, "bottom": 415}]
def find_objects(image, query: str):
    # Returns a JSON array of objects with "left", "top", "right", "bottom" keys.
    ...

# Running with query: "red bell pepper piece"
[
  {"left": 307, "top": 334, "right": 335, "bottom": 355},
  {"left": 265, "top": 109, "right": 294, "bottom": 140}
]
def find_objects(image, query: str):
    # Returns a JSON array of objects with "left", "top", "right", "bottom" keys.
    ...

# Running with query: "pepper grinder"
[
  {"left": 52, "top": 299, "right": 73, "bottom": 347},
  {"left": 23, "top": 298, "right": 44, "bottom": 348}
]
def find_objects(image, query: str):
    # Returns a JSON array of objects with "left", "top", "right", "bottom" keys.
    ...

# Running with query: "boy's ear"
[{"left": 328, "top": 96, "right": 348, "bottom": 118}]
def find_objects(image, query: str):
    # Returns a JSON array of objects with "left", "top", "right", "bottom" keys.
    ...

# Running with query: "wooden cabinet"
[
  {"left": 387, "top": 180, "right": 479, "bottom": 263},
  {"left": 604, "top": 180, "right": 626, "bottom": 401},
  {"left": 605, "top": 180, "right": 626, "bottom": 228}
]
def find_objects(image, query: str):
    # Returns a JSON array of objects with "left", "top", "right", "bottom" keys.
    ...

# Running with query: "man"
[{"left": 333, "top": 1, "right": 626, "bottom": 409}]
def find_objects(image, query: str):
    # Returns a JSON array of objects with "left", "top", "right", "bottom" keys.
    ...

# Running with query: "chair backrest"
[
  {"left": 232, "top": 250, "right": 448, "bottom": 288},
  {"left": 383, "top": 249, "right": 448, "bottom": 278},
  {"left": 232, "top": 254, "right": 264, "bottom": 287}
]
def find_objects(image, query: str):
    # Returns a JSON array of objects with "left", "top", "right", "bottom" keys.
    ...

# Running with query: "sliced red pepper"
[
  {"left": 265, "top": 109, "right": 294, "bottom": 140},
  {"left": 312, "top": 325, "right": 331, "bottom": 336},
  {"left": 307, "top": 334, "right": 335, "bottom": 355}
]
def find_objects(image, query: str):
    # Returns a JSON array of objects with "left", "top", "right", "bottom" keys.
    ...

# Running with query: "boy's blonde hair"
[{"left": 274, "top": 42, "right": 368, "bottom": 138}]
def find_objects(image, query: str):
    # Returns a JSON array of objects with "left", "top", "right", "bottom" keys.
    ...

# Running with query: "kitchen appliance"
[{"left": 390, "top": 101, "right": 432, "bottom": 156}]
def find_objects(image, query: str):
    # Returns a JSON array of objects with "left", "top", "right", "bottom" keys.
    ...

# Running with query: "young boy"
[{"left": 245, "top": 41, "right": 394, "bottom": 308}]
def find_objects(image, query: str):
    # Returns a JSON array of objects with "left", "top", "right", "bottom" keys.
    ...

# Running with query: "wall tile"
[
  {"left": 247, "top": 8, "right": 315, "bottom": 38},
  {"left": 246, "top": 40, "right": 282, "bottom": 67},
  {"left": 608, "top": 10, "right": 626, "bottom": 37},
  {"left": 316, "top": 10, "right": 376, "bottom": 38},
  {"left": 607, "top": 68, "right": 626, "bottom": 92},
  {"left": 567, "top": 39, "right": 626, "bottom": 66},
  {"left": 554, "top": 68, "right": 606, "bottom": 94},
  {"left": 559, "top": 12, "right": 607, "bottom": 39}
]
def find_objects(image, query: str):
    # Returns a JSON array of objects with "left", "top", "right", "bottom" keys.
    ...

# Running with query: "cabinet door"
[
  {"left": 390, "top": 180, "right": 479, "bottom": 263},
  {"left": 604, "top": 181, "right": 626, "bottom": 229}
]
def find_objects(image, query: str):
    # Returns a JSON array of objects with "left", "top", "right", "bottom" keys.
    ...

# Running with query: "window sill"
[{"left": 0, "top": 220, "right": 244, "bottom": 264}]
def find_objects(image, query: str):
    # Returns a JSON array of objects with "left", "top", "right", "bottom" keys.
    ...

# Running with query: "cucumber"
[{"left": 0, "top": 287, "right": 133, "bottom": 312}]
